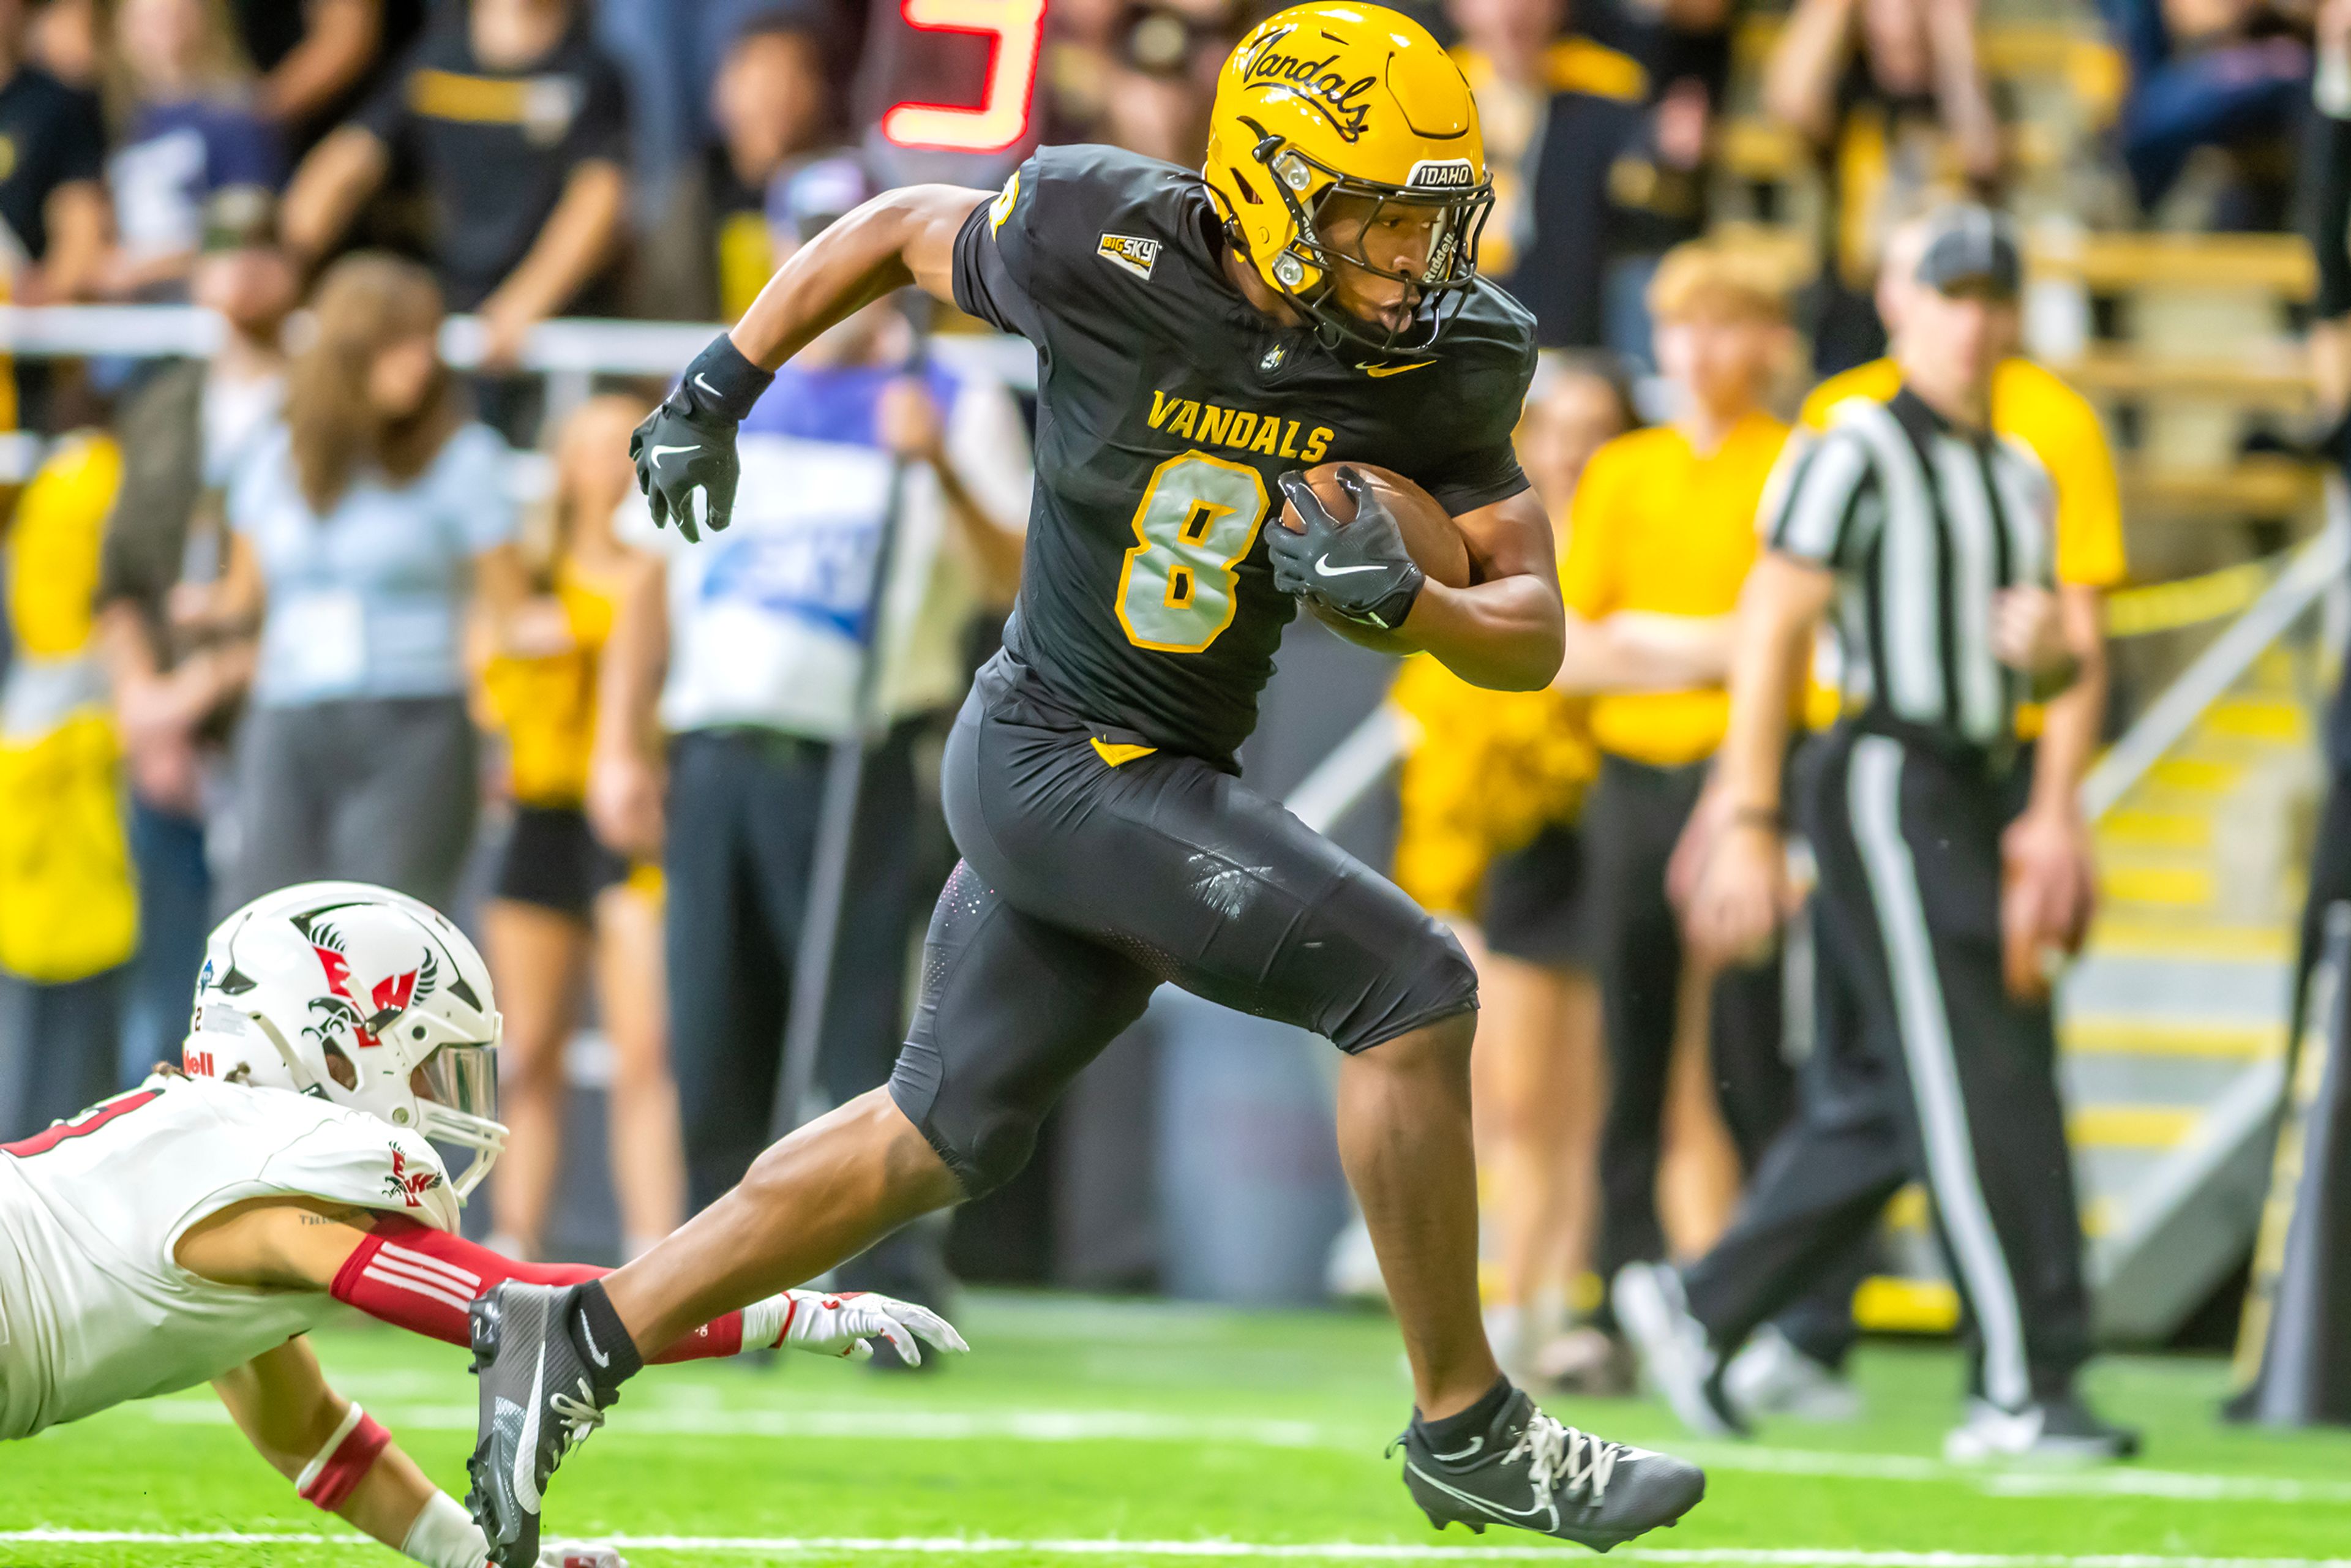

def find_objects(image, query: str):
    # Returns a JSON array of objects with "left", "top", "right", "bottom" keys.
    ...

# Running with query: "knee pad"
[{"left": 887, "top": 1040, "right": 1048, "bottom": 1201}]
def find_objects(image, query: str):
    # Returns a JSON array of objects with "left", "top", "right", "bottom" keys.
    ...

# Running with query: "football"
[{"left": 1276, "top": 462, "right": 1473, "bottom": 590}]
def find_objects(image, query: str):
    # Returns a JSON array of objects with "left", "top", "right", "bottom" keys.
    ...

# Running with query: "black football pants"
[{"left": 1680, "top": 723, "right": 2093, "bottom": 1409}]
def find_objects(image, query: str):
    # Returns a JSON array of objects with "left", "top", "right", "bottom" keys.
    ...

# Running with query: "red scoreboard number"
[{"left": 880, "top": 0, "right": 1048, "bottom": 154}]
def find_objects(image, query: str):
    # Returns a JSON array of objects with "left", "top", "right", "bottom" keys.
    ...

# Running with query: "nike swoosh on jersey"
[
  {"left": 1314, "top": 556, "right": 1387, "bottom": 577},
  {"left": 512, "top": 1358, "right": 546, "bottom": 1510},
  {"left": 650, "top": 445, "right": 698, "bottom": 466},
  {"left": 1359, "top": 361, "right": 1436, "bottom": 378}
]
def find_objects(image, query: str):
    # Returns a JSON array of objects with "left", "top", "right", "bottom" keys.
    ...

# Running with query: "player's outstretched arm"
[
  {"left": 214, "top": 1337, "right": 489, "bottom": 1568},
  {"left": 1400, "top": 487, "right": 1567, "bottom": 691},
  {"left": 631, "top": 185, "right": 993, "bottom": 542},
  {"left": 176, "top": 1198, "right": 966, "bottom": 1364}
]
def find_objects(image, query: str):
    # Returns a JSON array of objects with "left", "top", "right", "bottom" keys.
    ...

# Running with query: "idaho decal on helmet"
[{"left": 1203, "top": 2, "right": 1493, "bottom": 356}]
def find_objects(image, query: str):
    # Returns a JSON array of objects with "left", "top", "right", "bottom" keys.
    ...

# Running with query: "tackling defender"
[
  {"left": 0, "top": 882, "right": 961, "bottom": 1568},
  {"left": 467, "top": 7, "right": 1706, "bottom": 1559}
]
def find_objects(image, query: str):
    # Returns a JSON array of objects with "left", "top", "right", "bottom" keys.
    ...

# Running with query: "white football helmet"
[{"left": 182, "top": 881, "right": 506, "bottom": 1198}]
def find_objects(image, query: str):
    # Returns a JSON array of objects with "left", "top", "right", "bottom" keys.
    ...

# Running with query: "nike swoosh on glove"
[
  {"left": 630, "top": 336, "right": 773, "bottom": 543},
  {"left": 629, "top": 392, "right": 743, "bottom": 544},
  {"left": 1270, "top": 467, "right": 1427, "bottom": 630}
]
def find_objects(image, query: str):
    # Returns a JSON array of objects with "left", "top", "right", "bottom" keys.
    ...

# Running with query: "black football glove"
[
  {"left": 630, "top": 335, "right": 775, "bottom": 543},
  {"left": 1270, "top": 466, "right": 1426, "bottom": 631}
]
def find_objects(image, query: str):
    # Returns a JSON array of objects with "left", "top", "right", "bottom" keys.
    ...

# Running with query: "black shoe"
[
  {"left": 465, "top": 1283, "right": 618, "bottom": 1567},
  {"left": 1395, "top": 1386, "right": 1706, "bottom": 1550}
]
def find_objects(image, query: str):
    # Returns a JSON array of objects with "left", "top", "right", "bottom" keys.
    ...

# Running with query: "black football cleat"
[
  {"left": 465, "top": 1283, "right": 618, "bottom": 1568},
  {"left": 1395, "top": 1386, "right": 1706, "bottom": 1550}
]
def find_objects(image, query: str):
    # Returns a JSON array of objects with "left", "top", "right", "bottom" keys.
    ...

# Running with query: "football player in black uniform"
[{"left": 464, "top": 7, "right": 1706, "bottom": 1560}]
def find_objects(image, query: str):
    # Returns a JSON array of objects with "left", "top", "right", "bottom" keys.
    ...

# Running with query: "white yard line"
[
  {"left": 126, "top": 1400, "right": 2351, "bottom": 1507},
  {"left": 6, "top": 1533, "right": 2351, "bottom": 1567}
]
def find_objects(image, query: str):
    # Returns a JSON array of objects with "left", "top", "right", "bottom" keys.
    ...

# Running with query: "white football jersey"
[{"left": 0, "top": 1073, "right": 457, "bottom": 1441}]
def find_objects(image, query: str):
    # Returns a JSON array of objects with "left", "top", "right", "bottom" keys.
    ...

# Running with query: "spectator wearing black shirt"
[
  {"left": 0, "top": 0, "right": 106, "bottom": 308},
  {"left": 236, "top": 0, "right": 426, "bottom": 157},
  {"left": 282, "top": 0, "right": 628, "bottom": 377},
  {"left": 1764, "top": 0, "right": 2000, "bottom": 372},
  {"left": 1452, "top": 0, "right": 1702, "bottom": 356},
  {"left": 635, "top": 7, "right": 839, "bottom": 325}
]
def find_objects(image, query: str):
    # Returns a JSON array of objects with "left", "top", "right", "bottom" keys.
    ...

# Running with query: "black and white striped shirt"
[{"left": 1764, "top": 387, "right": 2055, "bottom": 748}]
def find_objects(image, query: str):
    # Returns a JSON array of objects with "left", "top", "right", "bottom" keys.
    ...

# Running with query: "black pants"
[
  {"left": 1586, "top": 756, "right": 1793, "bottom": 1292},
  {"left": 1682, "top": 723, "right": 2092, "bottom": 1409},
  {"left": 664, "top": 725, "right": 923, "bottom": 1215},
  {"left": 888, "top": 655, "right": 1476, "bottom": 1198}
]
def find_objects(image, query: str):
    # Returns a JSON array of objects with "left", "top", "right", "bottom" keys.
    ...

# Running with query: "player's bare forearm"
[
  {"left": 1554, "top": 611, "right": 1733, "bottom": 694},
  {"left": 2026, "top": 585, "right": 2107, "bottom": 823},
  {"left": 214, "top": 1338, "right": 441, "bottom": 1554},
  {"left": 1399, "top": 487, "right": 1564, "bottom": 689},
  {"left": 1714, "top": 553, "right": 1834, "bottom": 816},
  {"left": 730, "top": 185, "right": 992, "bottom": 371}
]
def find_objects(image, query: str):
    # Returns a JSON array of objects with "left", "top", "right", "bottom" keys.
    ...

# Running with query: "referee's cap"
[{"left": 1914, "top": 204, "right": 2021, "bottom": 300}]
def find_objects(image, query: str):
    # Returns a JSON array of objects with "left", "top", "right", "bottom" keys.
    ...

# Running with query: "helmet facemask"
[{"left": 1243, "top": 127, "right": 1493, "bottom": 356}]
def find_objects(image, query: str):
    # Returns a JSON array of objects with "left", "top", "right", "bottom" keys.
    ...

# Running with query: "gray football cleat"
[
  {"left": 465, "top": 1283, "right": 618, "bottom": 1568},
  {"left": 1395, "top": 1385, "right": 1706, "bottom": 1550}
]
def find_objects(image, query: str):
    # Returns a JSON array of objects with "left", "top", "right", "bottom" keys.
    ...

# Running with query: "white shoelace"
[
  {"left": 1509, "top": 1412, "right": 1624, "bottom": 1505},
  {"left": 549, "top": 1380, "right": 607, "bottom": 1455}
]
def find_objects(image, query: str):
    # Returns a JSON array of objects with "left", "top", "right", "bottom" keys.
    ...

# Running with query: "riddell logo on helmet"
[
  {"left": 1407, "top": 159, "right": 1475, "bottom": 189},
  {"left": 1242, "top": 26, "right": 1374, "bottom": 142}
]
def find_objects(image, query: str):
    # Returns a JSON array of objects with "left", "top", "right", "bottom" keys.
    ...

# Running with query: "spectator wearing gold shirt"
[
  {"left": 473, "top": 394, "right": 684, "bottom": 1266},
  {"left": 1553, "top": 241, "right": 1799, "bottom": 1313}
]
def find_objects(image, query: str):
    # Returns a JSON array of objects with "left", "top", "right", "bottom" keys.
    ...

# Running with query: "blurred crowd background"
[{"left": 0, "top": 0, "right": 2344, "bottom": 1384}]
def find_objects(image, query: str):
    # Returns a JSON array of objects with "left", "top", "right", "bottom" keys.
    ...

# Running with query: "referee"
[{"left": 1619, "top": 207, "right": 2136, "bottom": 1461}]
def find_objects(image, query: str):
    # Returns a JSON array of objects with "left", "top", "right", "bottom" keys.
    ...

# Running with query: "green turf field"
[{"left": 8, "top": 1292, "right": 2351, "bottom": 1567}]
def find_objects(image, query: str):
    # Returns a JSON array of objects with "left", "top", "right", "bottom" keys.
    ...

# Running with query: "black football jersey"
[{"left": 953, "top": 143, "right": 1537, "bottom": 764}]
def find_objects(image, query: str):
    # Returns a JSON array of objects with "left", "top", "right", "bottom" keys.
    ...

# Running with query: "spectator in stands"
[
  {"left": 1554, "top": 240, "right": 1798, "bottom": 1307},
  {"left": 98, "top": 0, "right": 283, "bottom": 302},
  {"left": 92, "top": 190, "right": 288, "bottom": 1084},
  {"left": 636, "top": 7, "right": 841, "bottom": 326},
  {"left": 1764, "top": 0, "right": 2000, "bottom": 370},
  {"left": 282, "top": 0, "right": 628, "bottom": 427},
  {"left": 1450, "top": 0, "right": 1704, "bottom": 359},
  {"left": 2102, "top": 0, "right": 2308, "bottom": 222},
  {"left": 1393, "top": 357, "right": 1632, "bottom": 1390},
  {"left": 593, "top": 159, "right": 1027, "bottom": 1322},
  {"left": 0, "top": 426, "right": 137, "bottom": 1141},
  {"left": 236, "top": 0, "right": 427, "bottom": 157},
  {"left": 208, "top": 252, "right": 528, "bottom": 913},
  {"left": 1097, "top": 4, "right": 1235, "bottom": 166},
  {"left": 476, "top": 392, "right": 683, "bottom": 1265},
  {"left": 0, "top": 0, "right": 108, "bottom": 311}
]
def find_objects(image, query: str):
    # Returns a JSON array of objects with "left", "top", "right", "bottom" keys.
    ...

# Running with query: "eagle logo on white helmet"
[{"left": 182, "top": 882, "right": 508, "bottom": 1200}]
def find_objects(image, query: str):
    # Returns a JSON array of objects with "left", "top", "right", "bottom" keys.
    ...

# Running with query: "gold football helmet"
[{"left": 1203, "top": 2, "right": 1493, "bottom": 355}]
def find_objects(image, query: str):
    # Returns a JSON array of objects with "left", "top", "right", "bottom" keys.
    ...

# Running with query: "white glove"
[
  {"left": 537, "top": 1545, "right": 627, "bottom": 1568},
  {"left": 743, "top": 1289, "right": 970, "bottom": 1366}
]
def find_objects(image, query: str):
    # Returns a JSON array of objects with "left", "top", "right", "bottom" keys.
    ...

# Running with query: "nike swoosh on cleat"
[
  {"left": 1314, "top": 556, "right": 1385, "bottom": 577},
  {"left": 1359, "top": 361, "right": 1436, "bottom": 378},
  {"left": 580, "top": 1318, "right": 610, "bottom": 1370},
  {"left": 694, "top": 374, "right": 721, "bottom": 399},
  {"left": 1406, "top": 1460, "right": 1558, "bottom": 1530},
  {"left": 1430, "top": 1436, "right": 1485, "bottom": 1463},
  {"left": 512, "top": 1356, "right": 546, "bottom": 1511},
  {"left": 650, "top": 445, "right": 697, "bottom": 467}
]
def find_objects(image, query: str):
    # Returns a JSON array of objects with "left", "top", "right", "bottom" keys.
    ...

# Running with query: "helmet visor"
[{"left": 413, "top": 1041, "right": 497, "bottom": 1125}]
